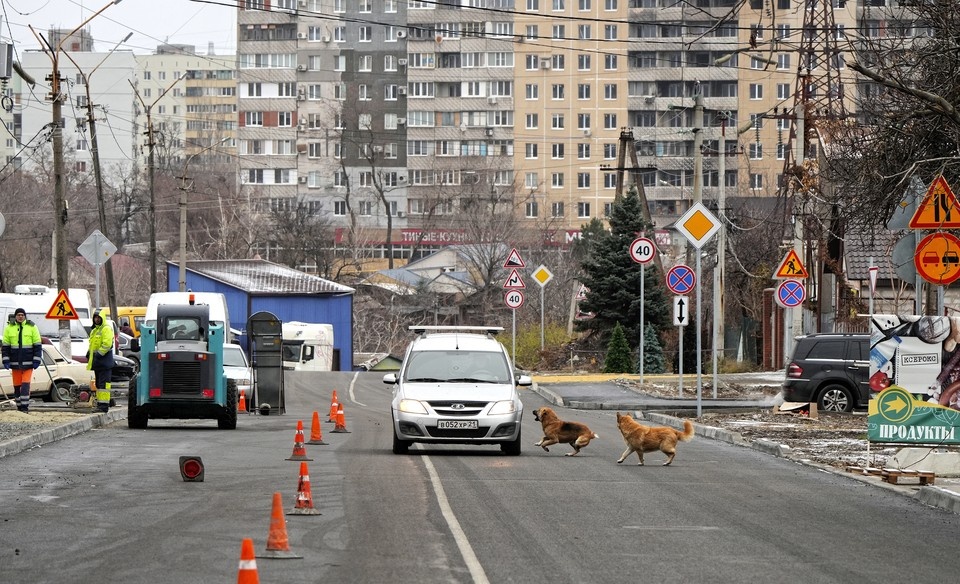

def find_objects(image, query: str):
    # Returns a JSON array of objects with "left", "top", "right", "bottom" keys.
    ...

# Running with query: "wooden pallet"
[{"left": 847, "top": 466, "right": 936, "bottom": 485}]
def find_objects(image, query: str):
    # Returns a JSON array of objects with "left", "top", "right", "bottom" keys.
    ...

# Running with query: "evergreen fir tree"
[
  {"left": 576, "top": 186, "right": 670, "bottom": 357},
  {"left": 638, "top": 324, "right": 667, "bottom": 374},
  {"left": 603, "top": 322, "right": 634, "bottom": 373}
]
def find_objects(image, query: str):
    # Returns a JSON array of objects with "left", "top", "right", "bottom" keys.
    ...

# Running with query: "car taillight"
[
  {"left": 786, "top": 363, "right": 803, "bottom": 378},
  {"left": 201, "top": 388, "right": 214, "bottom": 398},
  {"left": 195, "top": 353, "right": 208, "bottom": 361},
  {"left": 157, "top": 353, "right": 169, "bottom": 360}
]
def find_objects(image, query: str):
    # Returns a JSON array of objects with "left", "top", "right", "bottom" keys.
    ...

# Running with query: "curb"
[{"left": 0, "top": 409, "right": 126, "bottom": 459}]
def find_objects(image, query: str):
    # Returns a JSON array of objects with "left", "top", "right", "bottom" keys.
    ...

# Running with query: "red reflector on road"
[{"left": 179, "top": 456, "right": 204, "bottom": 482}]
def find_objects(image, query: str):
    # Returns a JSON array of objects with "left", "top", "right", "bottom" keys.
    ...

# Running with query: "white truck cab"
[{"left": 281, "top": 321, "right": 334, "bottom": 371}]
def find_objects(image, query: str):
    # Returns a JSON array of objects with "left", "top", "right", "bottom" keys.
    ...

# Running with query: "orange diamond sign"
[{"left": 674, "top": 202, "right": 721, "bottom": 250}]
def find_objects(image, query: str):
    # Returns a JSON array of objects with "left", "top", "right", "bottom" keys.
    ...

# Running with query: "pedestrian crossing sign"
[
  {"left": 45, "top": 289, "right": 79, "bottom": 320},
  {"left": 774, "top": 250, "right": 809, "bottom": 279}
]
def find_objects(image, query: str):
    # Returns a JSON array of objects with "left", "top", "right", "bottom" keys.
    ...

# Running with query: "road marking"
[
  {"left": 622, "top": 525, "right": 720, "bottom": 531},
  {"left": 348, "top": 371, "right": 366, "bottom": 407},
  {"left": 422, "top": 455, "right": 490, "bottom": 584}
]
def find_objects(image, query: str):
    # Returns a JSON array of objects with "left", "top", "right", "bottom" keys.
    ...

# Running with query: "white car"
[
  {"left": 223, "top": 344, "right": 254, "bottom": 410},
  {"left": 0, "top": 342, "right": 93, "bottom": 403},
  {"left": 384, "top": 326, "right": 531, "bottom": 455}
]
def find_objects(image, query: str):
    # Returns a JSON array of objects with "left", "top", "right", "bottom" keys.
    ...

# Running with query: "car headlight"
[
  {"left": 398, "top": 399, "right": 429, "bottom": 414},
  {"left": 488, "top": 400, "right": 517, "bottom": 415}
]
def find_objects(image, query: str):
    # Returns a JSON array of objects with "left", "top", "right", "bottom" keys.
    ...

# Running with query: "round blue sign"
[
  {"left": 776, "top": 279, "right": 806, "bottom": 308},
  {"left": 666, "top": 265, "right": 695, "bottom": 295}
]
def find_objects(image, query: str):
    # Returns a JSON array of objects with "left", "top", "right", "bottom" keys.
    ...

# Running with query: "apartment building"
[
  {"left": 135, "top": 44, "right": 237, "bottom": 171},
  {"left": 235, "top": 0, "right": 918, "bottom": 260}
]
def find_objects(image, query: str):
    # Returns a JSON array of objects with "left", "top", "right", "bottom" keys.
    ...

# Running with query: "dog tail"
[{"left": 678, "top": 420, "right": 695, "bottom": 442}]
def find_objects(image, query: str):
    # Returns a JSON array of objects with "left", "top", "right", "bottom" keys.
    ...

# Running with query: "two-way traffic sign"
[{"left": 673, "top": 296, "right": 689, "bottom": 327}]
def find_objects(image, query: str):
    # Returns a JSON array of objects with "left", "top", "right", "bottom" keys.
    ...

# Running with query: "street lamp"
[
  {"left": 28, "top": 0, "right": 123, "bottom": 358},
  {"left": 178, "top": 138, "right": 229, "bottom": 292},
  {"left": 61, "top": 31, "right": 133, "bottom": 322}
]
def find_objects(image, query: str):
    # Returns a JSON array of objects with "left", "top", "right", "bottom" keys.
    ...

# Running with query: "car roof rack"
[{"left": 409, "top": 325, "right": 504, "bottom": 337}]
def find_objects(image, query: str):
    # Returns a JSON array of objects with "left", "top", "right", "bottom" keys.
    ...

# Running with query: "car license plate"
[{"left": 437, "top": 419, "right": 478, "bottom": 430}]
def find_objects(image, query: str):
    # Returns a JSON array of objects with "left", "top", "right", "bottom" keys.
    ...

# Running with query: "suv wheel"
[{"left": 818, "top": 384, "right": 854, "bottom": 413}]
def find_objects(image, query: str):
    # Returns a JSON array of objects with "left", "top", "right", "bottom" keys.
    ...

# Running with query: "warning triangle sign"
[
  {"left": 909, "top": 176, "right": 960, "bottom": 229},
  {"left": 45, "top": 289, "right": 80, "bottom": 320},
  {"left": 775, "top": 250, "right": 809, "bottom": 279},
  {"left": 503, "top": 248, "right": 525, "bottom": 268},
  {"left": 502, "top": 269, "right": 526, "bottom": 289}
]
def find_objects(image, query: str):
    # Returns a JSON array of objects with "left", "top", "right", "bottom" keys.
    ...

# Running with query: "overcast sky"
[{"left": 2, "top": 0, "right": 237, "bottom": 55}]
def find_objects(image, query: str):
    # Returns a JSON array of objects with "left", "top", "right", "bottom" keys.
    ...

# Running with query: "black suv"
[{"left": 782, "top": 333, "right": 870, "bottom": 412}]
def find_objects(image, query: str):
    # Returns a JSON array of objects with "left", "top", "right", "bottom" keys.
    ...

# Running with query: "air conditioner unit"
[
  {"left": 398, "top": 58, "right": 408, "bottom": 66},
  {"left": 297, "top": 64, "right": 307, "bottom": 71},
  {"left": 321, "top": 35, "right": 330, "bottom": 43},
  {"left": 487, "top": 96, "right": 497, "bottom": 105},
  {"left": 395, "top": 211, "right": 405, "bottom": 218},
  {"left": 397, "top": 87, "right": 407, "bottom": 95},
  {"left": 485, "top": 127, "right": 494, "bottom": 137},
  {"left": 298, "top": 0, "right": 307, "bottom": 7},
  {"left": 643, "top": 95, "right": 655, "bottom": 103},
  {"left": 396, "top": 31, "right": 407, "bottom": 39},
  {"left": 298, "top": 176, "right": 307, "bottom": 183},
  {"left": 397, "top": 118, "right": 406, "bottom": 125},
  {"left": 297, "top": 94, "right": 306, "bottom": 101},
  {"left": 583, "top": 129, "right": 591, "bottom": 137},
  {"left": 298, "top": 122, "right": 307, "bottom": 131},
  {"left": 297, "top": 32, "right": 306, "bottom": 39},
  {"left": 540, "top": 59, "right": 550, "bottom": 69}
]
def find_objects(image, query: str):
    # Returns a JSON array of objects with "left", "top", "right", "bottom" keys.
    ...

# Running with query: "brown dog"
[
  {"left": 616, "top": 412, "right": 694, "bottom": 466},
  {"left": 532, "top": 407, "right": 598, "bottom": 456}
]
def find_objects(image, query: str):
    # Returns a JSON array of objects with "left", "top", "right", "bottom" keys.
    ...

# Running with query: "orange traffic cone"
[
  {"left": 238, "top": 389, "right": 248, "bottom": 413},
  {"left": 332, "top": 404, "right": 351, "bottom": 433},
  {"left": 237, "top": 538, "right": 260, "bottom": 583},
  {"left": 327, "top": 397, "right": 339, "bottom": 423},
  {"left": 307, "top": 411, "right": 327, "bottom": 445},
  {"left": 256, "top": 492, "right": 303, "bottom": 559},
  {"left": 285, "top": 420, "right": 313, "bottom": 461},
  {"left": 288, "top": 461, "right": 321, "bottom": 516}
]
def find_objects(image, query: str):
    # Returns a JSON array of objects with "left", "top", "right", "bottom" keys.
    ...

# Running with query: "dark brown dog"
[
  {"left": 616, "top": 412, "right": 694, "bottom": 466},
  {"left": 532, "top": 406, "right": 598, "bottom": 456}
]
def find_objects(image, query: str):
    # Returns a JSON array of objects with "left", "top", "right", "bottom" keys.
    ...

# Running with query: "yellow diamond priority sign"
[
  {"left": 531, "top": 265, "right": 553, "bottom": 287},
  {"left": 674, "top": 202, "right": 721, "bottom": 249}
]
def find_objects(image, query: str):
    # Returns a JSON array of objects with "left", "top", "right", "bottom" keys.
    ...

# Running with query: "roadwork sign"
[
  {"left": 774, "top": 250, "right": 809, "bottom": 279},
  {"left": 46, "top": 290, "right": 79, "bottom": 320},
  {"left": 909, "top": 176, "right": 960, "bottom": 229}
]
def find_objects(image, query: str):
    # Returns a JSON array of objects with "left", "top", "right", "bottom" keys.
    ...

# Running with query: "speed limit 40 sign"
[
  {"left": 629, "top": 237, "right": 656, "bottom": 264},
  {"left": 504, "top": 289, "right": 525, "bottom": 309}
]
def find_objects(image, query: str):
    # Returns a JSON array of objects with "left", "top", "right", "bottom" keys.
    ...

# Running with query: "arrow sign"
[{"left": 673, "top": 296, "right": 688, "bottom": 327}]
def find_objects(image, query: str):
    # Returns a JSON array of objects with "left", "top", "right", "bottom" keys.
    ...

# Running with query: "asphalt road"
[{"left": 1, "top": 371, "right": 960, "bottom": 584}]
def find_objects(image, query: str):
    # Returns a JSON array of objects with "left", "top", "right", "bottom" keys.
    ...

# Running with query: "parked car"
[
  {"left": 782, "top": 333, "right": 870, "bottom": 412},
  {"left": 117, "top": 331, "right": 141, "bottom": 369},
  {"left": 0, "top": 340, "right": 94, "bottom": 403},
  {"left": 383, "top": 326, "right": 531, "bottom": 455},
  {"left": 223, "top": 343, "right": 254, "bottom": 410}
]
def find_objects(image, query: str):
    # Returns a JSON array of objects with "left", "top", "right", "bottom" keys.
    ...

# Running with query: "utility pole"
[
  {"left": 692, "top": 82, "right": 704, "bottom": 204},
  {"left": 131, "top": 73, "right": 185, "bottom": 293}
]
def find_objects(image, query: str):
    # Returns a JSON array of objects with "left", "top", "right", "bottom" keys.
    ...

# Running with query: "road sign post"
[
  {"left": 629, "top": 237, "right": 656, "bottom": 387},
  {"left": 532, "top": 265, "right": 553, "bottom": 351}
]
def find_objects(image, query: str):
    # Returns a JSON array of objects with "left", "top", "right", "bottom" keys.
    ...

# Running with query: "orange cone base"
[
  {"left": 256, "top": 548, "right": 303, "bottom": 559},
  {"left": 287, "top": 506, "right": 322, "bottom": 516},
  {"left": 331, "top": 427, "right": 351, "bottom": 433},
  {"left": 306, "top": 438, "right": 328, "bottom": 445},
  {"left": 286, "top": 453, "right": 313, "bottom": 461}
]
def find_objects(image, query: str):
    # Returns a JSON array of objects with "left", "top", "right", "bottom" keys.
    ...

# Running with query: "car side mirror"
[
  {"left": 383, "top": 373, "right": 398, "bottom": 385},
  {"left": 515, "top": 374, "right": 533, "bottom": 387}
]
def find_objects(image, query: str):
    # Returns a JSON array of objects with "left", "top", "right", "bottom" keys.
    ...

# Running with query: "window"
[
  {"left": 552, "top": 84, "right": 565, "bottom": 100},
  {"left": 577, "top": 113, "right": 591, "bottom": 130},
  {"left": 604, "top": 173, "right": 617, "bottom": 188},
  {"left": 604, "top": 25, "right": 617, "bottom": 40},
  {"left": 358, "top": 55, "right": 373, "bottom": 72},
  {"left": 308, "top": 142, "right": 323, "bottom": 158},
  {"left": 334, "top": 200, "right": 347, "bottom": 216},
  {"left": 603, "top": 113, "right": 617, "bottom": 129},
  {"left": 749, "top": 84, "right": 763, "bottom": 100},
  {"left": 604, "top": 84, "right": 617, "bottom": 100},
  {"left": 552, "top": 202, "right": 565, "bottom": 217},
  {"left": 578, "top": 143, "right": 590, "bottom": 159},
  {"left": 247, "top": 82, "right": 262, "bottom": 97},
  {"left": 359, "top": 26, "right": 372, "bottom": 42},
  {"left": 778, "top": 54, "right": 791, "bottom": 70},
  {"left": 749, "top": 143, "right": 763, "bottom": 159},
  {"left": 551, "top": 143, "right": 565, "bottom": 159},
  {"left": 603, "top": 143, "right": 616, "bottom": 159},
  {"left": 551, "top": 114, "right": 565, "bottom": 129},
  {"left": 578, "top": 54, "right": 591, "bottom": 71},
  {"left": 359, "top": 84, "right": 370, "bottom": 101},
  {"left": 604, "top": 54, "right": 617, "bottom": 70},
  {"left": 577, "top": 172, "right": 590, "bottom": 188},
  {"left": 552, "top": 54, "right": 565, "bottom": 70},
  {"left": 552, "top": 25, "right": 565, "bottom": 39},
  {"left": 578, "top": 84, "right": 591, "bottom": 100},
  {"left": 525, "top": 172, "right": 539, "bottom": 188},
  {"left": 552, "top": 173, "right": 564, "bottom": 188},
  {"left": 526, "top": 84, "right": 539, "bottom": 100},
  {"left": 525, "top": 201, "right": 539, "bottom": 218},
  {"left": 278, "top": 112, "right": 292, "bottom": 126},
  {"left": 578, "top": 25, "right": 591, "bottom": 40},
  {"left": 778, "top": 83, "right": 791, "bottom": 100},
  {"left": 578, "top": 202, "right": 590, "bottom": 218},
  {"left": 750, "top": 173, "right": 763, "bottom": 189},
  {"left": 525, "top": 113, "right": 539, "bottom": 129},
  {"left": 525, "top": 143, "right": 538, "bottom": 159},
  {"left": 244, "top": 111, "right": 263, "bottom": 126},
  {"left": 76, "top": 139, "right": 88, "bottom": 151}
]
